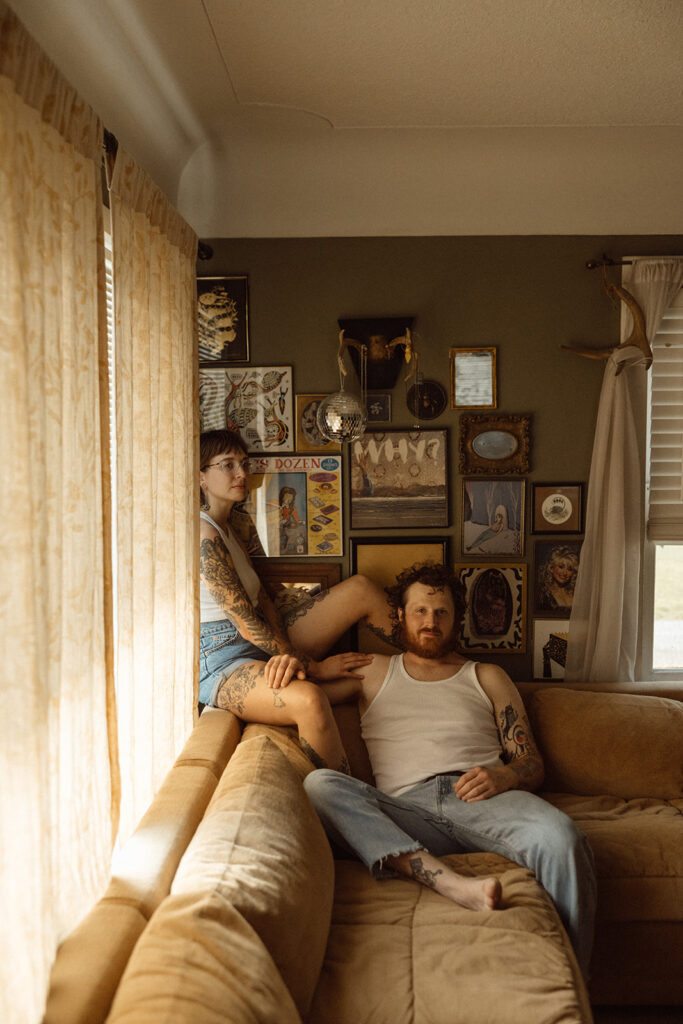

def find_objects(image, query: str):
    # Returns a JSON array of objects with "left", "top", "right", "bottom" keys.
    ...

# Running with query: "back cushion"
[
  {"left": 527, "top": 688, "right": 683, "bottom": 799},
  {"left": 170, "top": 733, "right": 334, "bottom": 1017}
]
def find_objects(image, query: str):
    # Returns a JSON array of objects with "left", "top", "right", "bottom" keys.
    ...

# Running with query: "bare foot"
[{"left": 388, "top": 850, "right": 502, "bottom": 911}]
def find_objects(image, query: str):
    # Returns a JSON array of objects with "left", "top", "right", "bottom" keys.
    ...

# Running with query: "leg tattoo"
[
  {"left": 281, "top": 587, "right": 331, "bottom": 628},
  {"left": 272, "top": 690, "right": 286, "bottom": 708},
  {"left": 299, "top": 736, "right": 329, "bottom": 770},
  {"left": 408, "top": 856, "right": 443, "bottom": 890},
  {"left": 215, "top": 663, "right": 261, "bottom": 715},
  {"left": 360, "top": 615, "right": 399, "bottom": 648}
]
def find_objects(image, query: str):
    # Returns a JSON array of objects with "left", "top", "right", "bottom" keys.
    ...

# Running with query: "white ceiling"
[{"left": 7, "top": 0, "right": 683, "bottom": 236}]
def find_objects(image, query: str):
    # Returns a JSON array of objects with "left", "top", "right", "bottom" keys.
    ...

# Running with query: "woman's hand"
[
  {"left": 307, "top": 652, "right": 374, "bottom": 682},
  {"left": 264, "top": 653, "right": 307, "bottom": 690}
]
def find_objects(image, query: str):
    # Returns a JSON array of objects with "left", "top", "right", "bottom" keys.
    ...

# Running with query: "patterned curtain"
[
  {"left": 0, "top": 5, "right": 115, "bottom": 1022},
  {"left": 109, "top": 149, "right": 199, "bottom": 843}
]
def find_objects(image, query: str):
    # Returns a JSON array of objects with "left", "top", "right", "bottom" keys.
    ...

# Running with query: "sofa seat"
[{"left": 309, "top": 851, "right": 592, "bottom": 1024}]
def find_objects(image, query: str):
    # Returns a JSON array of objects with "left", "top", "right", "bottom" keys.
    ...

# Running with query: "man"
[{"left": 304, "top": 563, "right": 596, "bottom": 979}]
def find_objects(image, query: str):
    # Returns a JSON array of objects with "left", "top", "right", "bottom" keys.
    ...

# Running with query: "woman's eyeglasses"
[{"left": 204, "top": 457, "right": 250, "bottom": 475}]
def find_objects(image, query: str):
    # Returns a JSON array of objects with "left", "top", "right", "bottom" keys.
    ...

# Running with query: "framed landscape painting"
[{"left": 349, "top": 428, "right": 449, "bottom": 529}]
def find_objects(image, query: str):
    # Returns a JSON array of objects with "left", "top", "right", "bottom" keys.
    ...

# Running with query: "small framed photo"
[
  {"left": 462, "top": 479, "right": 525, "bottom": 556},
  {"left": 450, "top": 347, "right": 497, "bottom": 409},
  {"left": 197, "top": 275, "right": 249, "bottom": 364},
  {"left": 350, "top": 428, "right": 449, "bottom": 529},
  {"left": 459, "top": 413, "right": 532, "bottom": 476},
  {"left": 295, "top": 394, "right": 341, "bottom": 454},
  {"left": 455, "top": 563, "right": 527, "bottom": 652},
  {"left": 199, "top": 366, "right": 294, "bottom": 453},
  {"left": 351, "top": 537, "right": 450, "bottom": 653},
  {"left": 366, "top": 392, "right": 392, "bottom": 423},
  {"left": 532, "top": 483, "right": 583, "bottom": 533},
  {"left": 533, "top": 619, "right": 569, "bottom": 680},
  {"left": 533, "top": 539, "right": 583, "bottom": 617}
]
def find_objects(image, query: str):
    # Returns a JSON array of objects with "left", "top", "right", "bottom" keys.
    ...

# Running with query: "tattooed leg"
[
  {"left": 386, "top": 849, "right": 502, "bottom": 911},
  {"left": 281, "top": 588, "right": 331, "bottom": 629},
  {"left": 286, "top": 574, "right": 396, "bottom": 660},
  {"left": 216, "top": 661, "right": 350, "bottom": 773}
]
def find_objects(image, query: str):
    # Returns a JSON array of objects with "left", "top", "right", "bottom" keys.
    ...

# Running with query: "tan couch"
[{"left": 43, "top": 682, "right": 683, "bottom": 1024}]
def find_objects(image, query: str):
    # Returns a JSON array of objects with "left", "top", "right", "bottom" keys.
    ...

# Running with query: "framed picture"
[
  {"left": 532, "top": 483, "right": 584, "bottom": 534},
  {"left": 350, "top": 537, "right": 450, "bottom": 653},
  {"left": 197, "top": 275, "right": 249, "bottom": 363},
  {"left": 450, "top": 347, "right": 497, "bottom": 409},
  {"left": 533, "top": 539, "right": 583, "bottom": 617},
  {"left": 295, "top": 394, "right": 341, "bottom": 454},
  {"left": 406, "top": 378, "right": 448, "bottom": 421},
  {"left": 455, "top": 563, "right": 527, "bottom": 652},
  {"left": 239, "top": 453, "right": 343, "bottom": 557},
  {"left": 533, "top": 619, "right": 569, "bottom": 680},
  {"left": 461, "top": 479, "right": 525, "bottom": 556},
  {"left": 349, "top": 428, "right": 449, "bottom": 529},
  {"left": 256, "top": 562, "right": 342, "bottom": 618},
  {"left": 199, "top": 366, "right": 294, "bottom": 453},
  {"left": 459, "top": 413, "right": 532, "bottom": 475},
  {"left": 366, "top": 392, "right": 392, "bottom": 423}
]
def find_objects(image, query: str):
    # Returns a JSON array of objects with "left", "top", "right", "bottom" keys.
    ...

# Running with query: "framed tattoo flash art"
[
  {"left": 455, "top": 563, "right": 527, "bottom": 653},
  {"left": 295, "top": 394, "right": 341, "bottom": 454},
  {"left": 532, "top": 483, "right": 583, "bottom": 534},
  {"left": 533, "top": 619, "right": 568, "bottom": 680},
  {"left": 461, "top": 479, "right": 525, "bottom": 556},
  {"left": 199, "top": 365, "right": 294, "bottom": 453},
  {"left": 239, "top": 453, "right": 343, "bottom": 557},
  {"left": 197, "top": 275, "right": 250, "bottom": 364},
  {"left": 349, "top": 428, "right": 449, "bottom": 529},
  {"left": 533, "top": 539, "right": 583, "bottom": 618},
  {"left": 350, "top": 537, "right": 450, "bottom": 654}
]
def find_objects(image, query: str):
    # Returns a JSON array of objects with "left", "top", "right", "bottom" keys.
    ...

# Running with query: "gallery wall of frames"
[{"left": 195, "top": 234, "right": 676, "bottom": 680}]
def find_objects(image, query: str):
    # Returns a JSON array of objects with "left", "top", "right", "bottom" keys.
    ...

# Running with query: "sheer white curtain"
[
  {"left": 109, "top": 149, "right": 199, "bottom": 843},
  {"left": 0, "top": 5, "right": 115, "bottom": 1022},
  {"left": 566, "top": 258, "right": 683, "bottom": 682}
]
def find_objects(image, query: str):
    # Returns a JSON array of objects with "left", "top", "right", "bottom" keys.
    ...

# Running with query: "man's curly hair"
[{"left": 384, "top": 562, "right": 466, "bottom": 645}]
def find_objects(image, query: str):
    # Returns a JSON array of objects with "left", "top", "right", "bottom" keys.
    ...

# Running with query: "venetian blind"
[{"left": 649, "top": 285, "right": 683, "bottom": 540}]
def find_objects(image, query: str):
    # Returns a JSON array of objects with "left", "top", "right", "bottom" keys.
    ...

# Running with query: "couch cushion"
[
  {"left": 527, "top": 687, "right": 683, "bottom": 799},
  {"left": 105, "top": 892, "right": 301, "bottom": 1024},
  {"left": 309, "top": 852, "right": 591, "bottom": 1024},
  {"left": 170, "top": 733, "right": 334, "bottom": 1018}
]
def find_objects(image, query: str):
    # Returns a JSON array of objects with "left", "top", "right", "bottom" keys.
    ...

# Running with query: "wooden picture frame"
[
  {"left": 532, "top": 483, "right": 584, "bottom": 534},
  {"left": 350, "top": 536, "right": 450, "bottom": 653},
  {"left": 461, "top": 479, "right": 525, "bottom": 556},
  {"left": 366, "top": 392, "right": 392, "bottom": 423},
  {"left": 459, "top": 413, "right": 532, "bottom": 476},
  {"left": 199, "top": 365, "right": 294, "bottom": 453},
  {"left": 239, "top": 453, "right": 343, "bottom": 557},
  {"left": 533, "top": 538, "right": 583, "bottom": 618},
  {"left": 197, "top": 275, "right": 249, "bottom": 364},
  {"left": 533, "top": 619, "right": 569, "bottom": 680},
  {"left": 295, "top": 394, "right": 341, "bottom": 454},
  {"left": 455, "top": 563, "right": 527, "bottom": 652},
  {"left": 450, "top": 347, "right": 497, "bottom": 409},
  {"left": 349, "top": 428, "right": 449, "bottom": 529}
]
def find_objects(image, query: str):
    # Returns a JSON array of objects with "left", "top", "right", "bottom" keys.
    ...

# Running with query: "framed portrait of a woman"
[{"left": 533, "top": 539, "right": 583, "bottom": 617}]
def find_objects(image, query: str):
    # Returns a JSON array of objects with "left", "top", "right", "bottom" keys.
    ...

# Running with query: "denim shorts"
[{"left": 199, "top": 619, "right": 269, "bottom": 706}]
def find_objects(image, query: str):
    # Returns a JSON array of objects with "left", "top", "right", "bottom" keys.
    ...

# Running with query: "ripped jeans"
[{"left": 304, "top": 769, "right": 596, "bottom": 980}]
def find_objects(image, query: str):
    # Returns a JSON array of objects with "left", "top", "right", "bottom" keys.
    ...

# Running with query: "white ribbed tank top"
[
  {"left": 200, "top": 511, "right": 262, "bottom": 620},
  {"left": 361, "top": 655, "right": 503, "bottom": 797}
]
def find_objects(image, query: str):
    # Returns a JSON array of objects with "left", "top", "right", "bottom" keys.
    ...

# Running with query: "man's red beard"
[{"left": 400, "top": 623, "right": 457, "bottom": 660}]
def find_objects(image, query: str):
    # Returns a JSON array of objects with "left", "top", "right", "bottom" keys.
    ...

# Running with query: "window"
[{"left": 644, "top": 283, "right": 683, "bottom": 675}]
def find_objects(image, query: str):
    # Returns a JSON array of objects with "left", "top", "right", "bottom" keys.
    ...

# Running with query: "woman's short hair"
[{"left": 200, "top": 428, "right": 247, "bottom": 470}]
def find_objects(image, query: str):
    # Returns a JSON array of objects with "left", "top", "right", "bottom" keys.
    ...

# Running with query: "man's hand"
[
  {"left": 307, "top": 652, "right": 374, "bottom": 682},
  {"left": 454, "top": 764, "right": 517, "bottom": 802}
]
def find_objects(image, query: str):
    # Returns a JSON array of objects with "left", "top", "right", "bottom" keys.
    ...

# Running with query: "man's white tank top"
[
  {"left": 360, "top": 655, "right": 503, "bottom": 797},
  {"left": 200, "top": 511, "right": 262, "bottom": 620}
]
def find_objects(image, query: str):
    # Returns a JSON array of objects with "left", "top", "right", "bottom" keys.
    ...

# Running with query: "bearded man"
[{"left": 304, "top": 562, "right": 596, "bottom": 980}]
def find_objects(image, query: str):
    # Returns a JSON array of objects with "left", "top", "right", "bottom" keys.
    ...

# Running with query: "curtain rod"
[{"left": 585, "top": 254, "right": 633, "bottom": 270}]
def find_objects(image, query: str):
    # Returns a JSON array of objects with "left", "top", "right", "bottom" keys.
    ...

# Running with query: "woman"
[
  {"left": 537, "top": 546, "right": 579, "bottom": 611},
  {"left": 199, "top": 428, "right": 395, "bottom": 773}
]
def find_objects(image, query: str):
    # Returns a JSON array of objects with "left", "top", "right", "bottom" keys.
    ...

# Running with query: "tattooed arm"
[{"left": 454, "top": 664, "right": 544, "bottom": 802}]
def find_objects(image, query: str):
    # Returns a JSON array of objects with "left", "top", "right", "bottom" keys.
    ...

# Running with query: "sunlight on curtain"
[
  {"left": 109, "top": 150, "right": 199, "bottom": 843},
  {"left": 0, "top": 5, "right": 115, "bottom": 1022}
]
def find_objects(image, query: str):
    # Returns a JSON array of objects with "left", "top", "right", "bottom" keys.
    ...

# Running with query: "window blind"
[{"left": 648, "top": 286, "right": 683, "bottom": 541}]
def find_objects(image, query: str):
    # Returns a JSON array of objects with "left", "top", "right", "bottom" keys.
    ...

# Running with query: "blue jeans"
[
  {"left": 304, "top": 769, "right": 596, "bottom": 980},
  {"left": 199, "top": 619, "right": 268, "bottom": 706}
]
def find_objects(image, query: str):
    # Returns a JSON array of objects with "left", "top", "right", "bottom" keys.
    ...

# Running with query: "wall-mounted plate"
[{"left": 406, "top": 379, "right": 447, "bottom": 420}]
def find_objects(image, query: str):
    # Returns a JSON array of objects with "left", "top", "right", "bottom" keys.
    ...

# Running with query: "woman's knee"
[{"left": 286, "top": 679, "right": 334, "bottom": 724}]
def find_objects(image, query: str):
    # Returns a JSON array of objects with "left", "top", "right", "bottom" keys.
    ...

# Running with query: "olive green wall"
[{"left": 199, "top": 235, "right": 682, "bottom": 680}]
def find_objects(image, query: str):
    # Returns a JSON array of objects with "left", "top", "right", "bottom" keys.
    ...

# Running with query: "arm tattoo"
[
  {"left": 200, "top": 535, "right": 288, "bottom": 657},
  {"left": 498, "top": 703, "right": 543, "bottom": 785},
  {"left": 408, "top": 856, "right": 443, "bottom": 890},
  {"left": 215, "top": 662, "right": 261, "bottom": 715}
]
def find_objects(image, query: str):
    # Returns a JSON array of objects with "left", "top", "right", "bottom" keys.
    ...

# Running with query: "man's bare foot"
[{"left": 387, "top": 850, "right": 502, "bottom": 911}]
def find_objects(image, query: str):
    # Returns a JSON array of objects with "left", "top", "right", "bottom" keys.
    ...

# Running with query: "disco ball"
[{"left": 316, "top": 390, "right": 367, "bottom": 442}]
